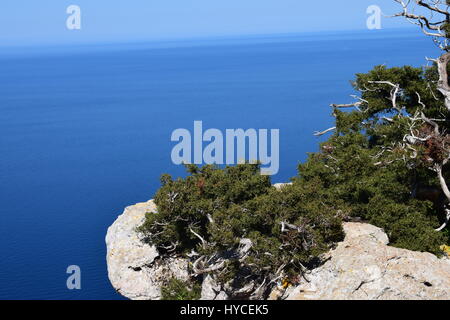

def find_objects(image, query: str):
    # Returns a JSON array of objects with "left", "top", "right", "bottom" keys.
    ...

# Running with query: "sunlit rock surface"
[{"left": 282, "top": 222, "right": 450, "bottom": 300}]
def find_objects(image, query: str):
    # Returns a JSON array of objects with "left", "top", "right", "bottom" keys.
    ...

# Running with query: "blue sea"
[{"left": 0, "top": 29, "right": 440, "bottom": 299}]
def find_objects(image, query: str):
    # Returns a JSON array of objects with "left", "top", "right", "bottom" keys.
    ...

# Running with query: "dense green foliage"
[
  {"left": 139, "top": 67, "right": 450, "bottom": 300},
  {"left": 140, "top": 164, "right": 272, "bottom": 252},
  {"left": 140, "top": 63, "right": 450, "bottom": 300},
  {"left": 140, "top": 1, "right": 450, "bottom": 299},
  {"left": 140, "top": 164, "right": 344, "bottom": 298},
  {"left": 161, "top": 278, "right": 201, "bottom": 300},
  {"left": 295, "top": 64, "right": 449, "bottom": 254}
]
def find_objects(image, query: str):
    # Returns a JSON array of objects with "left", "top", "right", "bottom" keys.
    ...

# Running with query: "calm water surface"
[{"left": 0, "top": 29, "right": 439, "bottom": 299}]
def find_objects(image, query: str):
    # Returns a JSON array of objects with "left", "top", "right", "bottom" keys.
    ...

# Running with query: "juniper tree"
[
  {"left": 140, "top": 0, "right": 450, "bottom": 300},
  {"left": 311, "top": 0, "right": 450, "bottom": 249},
  {"left": 139, "top": 164, "right": 343, "bottom": 299}
]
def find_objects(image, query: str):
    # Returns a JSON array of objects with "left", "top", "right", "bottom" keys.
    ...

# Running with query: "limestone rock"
[
  {"left": 273, "top": 183, "right": 292, "bottom": 190},
  {"left": 284, "top": 222, "right": 450, "bottom": 300},
  {"left": 200, "top": 275, "right": 229, "bottom": 300},
  {"left": 105, "top": 200, "right": 189, "bottom": 300}
]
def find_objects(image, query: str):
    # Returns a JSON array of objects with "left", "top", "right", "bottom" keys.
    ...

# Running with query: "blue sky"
[{"left": 0, "top": 0, "right": 414, "bottom": 46}]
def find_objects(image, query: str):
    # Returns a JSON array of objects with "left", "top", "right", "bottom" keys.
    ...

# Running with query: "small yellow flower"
[
  {"left": 281, "top": 279, "right": 291, "bottom": 289},
  {"left": 440, "top": 245, "right": 450, "bottom": 256}
]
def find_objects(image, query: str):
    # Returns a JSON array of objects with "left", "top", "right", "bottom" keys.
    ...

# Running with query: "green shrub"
[
  {"left": 161, "top": 278, "right": 201, "bottom": 300},
  {"left": 141, "top": 64, "right": 450, "bottom": 300},
  {"left": 139, "top": 163, "right": 344, "bottom": 299},
  {"left": 296, "top": 64, "right": 450, "bottom": 254},
  {"left": 141, "top": 6, "right": 450, "bottom": 298}
]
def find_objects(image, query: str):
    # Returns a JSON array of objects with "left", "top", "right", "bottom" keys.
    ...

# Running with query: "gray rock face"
[
  {"left": 273, "top": 183, "right": 292, "bottom": 190},
  {"left": 282, "top": 222, "right": 450, "bottom": 300},
  {"left": 200, "top": 275, "right": 229, "bottom": 300},
  {"left": 105, "top": 200, "right": 189, "bottom": 300}
]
